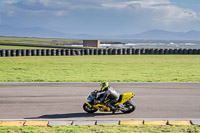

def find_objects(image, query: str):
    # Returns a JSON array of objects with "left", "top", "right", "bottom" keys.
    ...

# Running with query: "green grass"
[
  {"left": 0, "top": 125, "right": 200, "bottom": 133},
  {"left": 0, "top": 41, "right": 82, "bottom": 49},
  {"left": 0, "top": 36, "right": 84, "bottom": 49},
  {"left": 0, "top": 45, "right": 54, "bottom": 49},
  {"left": 0, "top": 55, "right": 199, "bottom": 82},
  {"left": 0, "top": 36, "right": 82, "bottom": 45}
]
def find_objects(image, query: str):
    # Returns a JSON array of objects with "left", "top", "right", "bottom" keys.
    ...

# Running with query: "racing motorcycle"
[{"left": 83, "top": 90, "right": 136, "bottom": 113}]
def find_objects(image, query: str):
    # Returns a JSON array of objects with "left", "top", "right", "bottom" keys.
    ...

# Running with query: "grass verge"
[
  {"left": 0, "top": 45, "right": 55, "bottom": 49},
  {"left": 0, "top": 55, "right": 199, "bottom": 82},
  {"left": 0, "top": 36, "right": 82, "bottom": 45},
  {"left": 0, "top": 125, "right": 200, "bottom": 133}
]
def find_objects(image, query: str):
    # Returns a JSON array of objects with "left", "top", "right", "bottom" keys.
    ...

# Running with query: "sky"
[{"left": 0, "top": 0, "right": 200, "bottom": 35}]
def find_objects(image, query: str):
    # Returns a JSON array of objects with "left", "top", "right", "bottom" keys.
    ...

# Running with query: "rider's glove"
[
  {"left": 94, "top": 90, "right": 99, "bottom": 93},
  {"left": 95, "top": 100, "right": 100, "bottom": 104}
]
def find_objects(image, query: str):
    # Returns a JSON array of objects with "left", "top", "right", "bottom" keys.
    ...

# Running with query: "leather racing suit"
[{"left": 100, "top": 86, "right": 120, "bottom": 111}]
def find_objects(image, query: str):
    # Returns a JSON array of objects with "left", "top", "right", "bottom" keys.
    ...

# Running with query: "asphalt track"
[{"left": 0, "top": 82, "right": 200, "bottom": 120}]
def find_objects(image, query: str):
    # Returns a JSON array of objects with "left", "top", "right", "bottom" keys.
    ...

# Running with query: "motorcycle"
[{"left": 83, "top": 90, "right": 136, "bottom": 113}]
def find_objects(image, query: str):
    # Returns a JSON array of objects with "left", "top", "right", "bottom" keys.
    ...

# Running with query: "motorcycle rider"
[{"left": 99, "top": 81, "right": 120, "bottom": 113}]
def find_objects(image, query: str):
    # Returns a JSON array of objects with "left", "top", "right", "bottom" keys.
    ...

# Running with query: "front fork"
[{"left": 86, "top": 101, "right": 92, "bottom": 108}]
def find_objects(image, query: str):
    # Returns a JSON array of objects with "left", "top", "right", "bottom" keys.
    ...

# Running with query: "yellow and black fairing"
[
  {"left": 115, "top": 92, "right": 134, "bottom": 106},
  {"left": 85, "top": 92, "right": 134, "bottom": 112}
]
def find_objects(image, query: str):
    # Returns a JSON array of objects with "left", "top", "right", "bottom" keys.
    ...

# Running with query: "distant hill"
[
  {"left": 0, "top": 25, "right": 200, "bottom": 40},
  {"left": 114, "top": 29, "right": 200, "bottom": 40},
  {"left": 0, "top": 25, "right": 68, "bottom": 38}
]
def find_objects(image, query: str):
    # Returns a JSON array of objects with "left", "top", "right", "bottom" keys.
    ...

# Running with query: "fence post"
[
  {"left": 164, "top": 49, "right": 169, "bottom": 54},
  {"left": 50, "top": 49, "right": 55, "bottom": 56},
  {"left": 66, "top": 49, "right": 71, "bottom": 56},
  {"left": 131, "top": 49, "right": 135, "bottom": 55},
  {"left": 98, "top": 49, "right": 103, "bottom": 55},
  {"left": 16, "top": 50, "right": 19, "bottom": 56},
  {"left": 55, "top": 49, "right": 58, "bottom": 56},
  {"left": 135, "top": 49, "right": 140, "bottom": 55},
  {"left": 148, "top": 49, "right": 153, "bottom": 54},
  {"left": 107, "top": 49, "right": 112, "bottom": 55},
  {"left": 3, "top": 49, "right": 6, "bottom": 57},
  {"left": 94, "top": 49, "right": 98, "bottom": 55},
  {"left": 90, "top": 49, "right": 94, "bottom": 55},
  {"left": 57, "top": 49, "right": 61, "bottom": 56},
  {"left": 183, "top": 49, "right": 188, "bottom": 54},
  {"left": 169, "top": 49, "right": 173, "bottom": 54},
  {"left": 46, "top": 49, "right": 49, "bottom": 56},
  {"left": 103, "top": 49, "right": 108, "bottom": 55},
  {"left": 12, "top": 49, "right": 16, "bottom": 56},
  {"left": 79, "top": 49, "right": 84, "bottom": 55},
  {"left": 31, "top": 49, "right": 34, "bottom": 56},
  {"left": 10, "top": 50, "right": 13, "bottom": 56},
  {"left": 0, "top": 49, "right": 2, "bottom": 57},
  {"left": 112, "top": 49, "right": 117, "bottom": 55},
  {"left": 75, "top": 49, "right": 80, "bottom": 55},
  {"left": 83, "top": 49, "right": 86, "bottom": 55},
  {"left": 5, "top": 49, "right": 11, "bottom": 57},
  {"left": 42, "top": 49, "right": 46, "bottom": 56},
  {"left": 36, "top": 49, "right": 41, "bottom": 56},
  {"left": 70, "top": 49, "right": 75, "bottom": 56},
  {"left": 173, "top": 49, "right": 178, "bottom": 54},
  {"left": 140, "top": 49, "right": 145, "bottom": 55},
  {"left": 3, "top": 49, "right": 5, "bottom": 57},
  {"left": 178, "top": 49, "right": 183, "bottom": 54},
  {"left": 188, "top": 49, "right": 193, "bottom": 54},
  {"left": 145, "top": 49, "right": 149, "bottom": 55},
  {"left": 40, "top": 49, "right": 43, "bottom": 56},
  {"left": 159, "top": 49, "right": 164, "bottom": 55},
  {"left": 85, "top": 49, "right": 89, "bottom": 55},
  {"left": 127, "top": 48, "right": 132, "bottom": 55},
  {"left": 22, "top": 49, "right": 26, "bottom": 56},
  {"left": 193, "top": 49, "right": 198, "bottom": 55},
  {"left": 117, "top": 49, "right": 122, "bottom": 55},
  {"left": 31, "top": 49, "right": 36, "bottom": 56},
  {"left": 122, "top": 48, "right": 127, "bottom": 55},
  {"left": 17, "top": 49, "right": 21, "bottom": 56},
  {"left": 26, "top": 49, "right": 29, "bottom": 56},
  {"left": 61, "top": 49, "right": 66, "bottom": 56},
  {"left": 0, "top": 50, "right": 1, "bottom": 57},
  {"left": 48, "top": 49, "right": 52, "bottom": 56},
  {"left": 154, "top": 49, "right": 159, "bottom": 55},
  {"left": 43, "top": 49, "right": 47, "bottom": 56}
]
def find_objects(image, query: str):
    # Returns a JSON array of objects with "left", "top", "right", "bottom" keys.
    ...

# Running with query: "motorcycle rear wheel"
[
  {"left": 83, "top": 103, "right": 98, "bottom": 113},
  {"left": 121, "top": 100, "right": 136, "bottom": 113}
]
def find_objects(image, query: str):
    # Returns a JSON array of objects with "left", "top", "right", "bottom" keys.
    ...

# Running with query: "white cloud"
[
  {"left": 7, "top": 10, "right": 15, "bottom": 16},
  {"left": 101, "top": 0, "right": 171, "bottom": 9},
  {"left": 0, "top": 0, "right": 19, "bottom": 4},
  {"left": 0, "top": 3, "right": 16, "bottom": 16},
  {"left": 2, "top": 0, "right": 200, "bottom": 21},
  {"left": 55, "top": 11, "right": 68, "bottom": 16},
  {"left": 27, "top": 0, "right": 50, "bottom": 6},
  {"left": 151, "top": 5, "right": 200, "bottom": 27},
  {"left": 101, "top": 0, "right": 200, "bottom": 26},
  {"left": 0, "top": 0, "right": 200, "bottom": 34},
  {"left": 15, "top": 0, "right": 101, "bottom": 10}
]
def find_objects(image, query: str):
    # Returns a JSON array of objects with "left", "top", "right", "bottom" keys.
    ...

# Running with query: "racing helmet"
[{"left": 100, "top": 81, "right": 108, "bottom": 91}]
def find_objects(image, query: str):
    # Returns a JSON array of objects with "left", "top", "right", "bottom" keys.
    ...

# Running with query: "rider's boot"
[
  {"left": 107, "top": 102, "right": 117, "bottom": 114},
  {"left": 110, "top": 105, "right": 117, "bottom": 114},
  {"left": 112, "top": 108, "right": 117, "bottom": 114}
]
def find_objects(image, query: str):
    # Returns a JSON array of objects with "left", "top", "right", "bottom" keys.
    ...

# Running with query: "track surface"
[{"left": 0, "top": 83, "right": 200, "bottom": 120}]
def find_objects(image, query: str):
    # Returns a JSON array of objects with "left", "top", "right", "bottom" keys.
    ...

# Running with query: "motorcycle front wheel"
[
  {"left": 83, "top": 103, "right": 98, "bottom": 113},
  {"left": 121, "top": 100, "right": 136, "bottom": 113}
]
